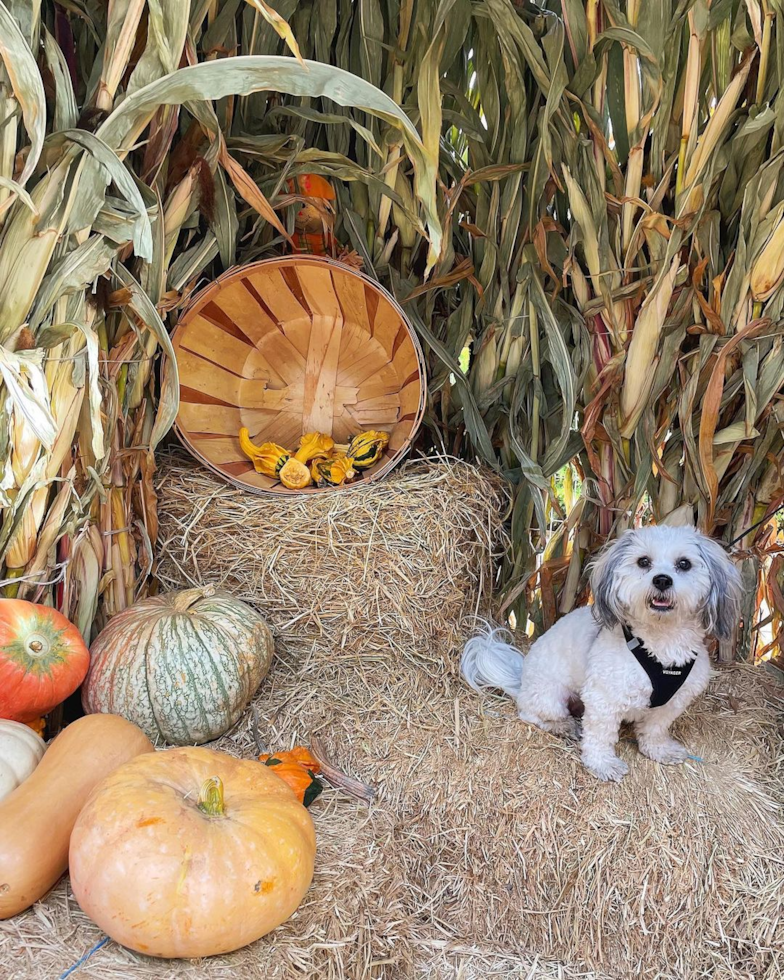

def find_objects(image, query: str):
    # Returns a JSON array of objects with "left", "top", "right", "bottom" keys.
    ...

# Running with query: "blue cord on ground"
[{"left": 59, "top": 936, "right": 110, "bottom": 979}]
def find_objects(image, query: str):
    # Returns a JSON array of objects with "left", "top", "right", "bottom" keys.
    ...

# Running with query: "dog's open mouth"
[{"left": 649, "top": 596, "right": 675, "bottom": 612}]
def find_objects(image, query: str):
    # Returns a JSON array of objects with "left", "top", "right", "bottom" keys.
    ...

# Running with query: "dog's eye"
[
  {"left": 637, "top": 556, "right": 651, "bottom": 569},
  {"left": 676, "top": 558, "right": 692, "bottom": 571}
]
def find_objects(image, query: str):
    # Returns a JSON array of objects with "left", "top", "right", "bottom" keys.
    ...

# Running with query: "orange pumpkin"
[
  {"left": 259, "top": 747, "right": 322, "bottom": 806},
  {"left": 286, "top": 173, "right": 336, "bottom": 255},
  {"left": 0, "top": 599, "right": 89, "bottom": 723},
  {"left": 69, "top": 746, "right": 316, "bottom": 958}
]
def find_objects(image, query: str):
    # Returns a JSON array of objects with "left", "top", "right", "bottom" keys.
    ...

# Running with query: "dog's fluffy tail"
[{"left": 461, "top": 624, "right": 524, "bottom": 699}]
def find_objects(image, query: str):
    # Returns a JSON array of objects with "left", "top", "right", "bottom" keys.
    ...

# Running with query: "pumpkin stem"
[
  {"left": 24, "top": 634, "right": 50, "bottom": 658},
  {"left": 197, "top": 776, "right": 225, "bottom": 816},
  {"left": 172, "top": 585, "right": 217, "bottom": 613}
]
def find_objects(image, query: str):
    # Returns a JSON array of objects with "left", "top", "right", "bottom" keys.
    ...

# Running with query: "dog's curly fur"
[{"left": 462, "top": 526, "right": 742, "bottom": 782}]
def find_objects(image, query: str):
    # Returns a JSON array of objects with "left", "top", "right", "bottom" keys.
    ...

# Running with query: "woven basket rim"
[{"left": 168, "top": 255, "right": 427, "bottom": 495}]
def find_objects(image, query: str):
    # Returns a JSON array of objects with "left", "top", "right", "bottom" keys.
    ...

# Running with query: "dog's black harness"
[{"left": 622, "top": 625, "right": 697, "bottom": 708}]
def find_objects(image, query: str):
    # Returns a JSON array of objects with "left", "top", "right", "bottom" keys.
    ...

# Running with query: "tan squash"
[{"left": 0, "top": 714, "right": 154, "bottom": 919}]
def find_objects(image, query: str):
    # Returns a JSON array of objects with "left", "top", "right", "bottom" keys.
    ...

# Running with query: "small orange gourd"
[{"left": 259, "top": 747, "right": 323, "bottom": 806}]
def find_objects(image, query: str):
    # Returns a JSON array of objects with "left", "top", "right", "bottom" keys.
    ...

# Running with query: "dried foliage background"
[{"left": 0, "top": 0, "right": 781, "bottom": 660}]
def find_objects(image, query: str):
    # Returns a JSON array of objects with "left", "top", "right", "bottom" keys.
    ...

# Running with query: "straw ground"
[
  {"left": 1, "top": 642, "right": 780, "bottom": 979},
  {"left": 0, "top": 455, "right": 780, "bottom": 979}
]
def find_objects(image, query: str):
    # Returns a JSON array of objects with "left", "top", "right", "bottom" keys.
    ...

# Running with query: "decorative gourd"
[
  {"left": 82, "top": 587, "right": 274, "bottom": 745},
  {"left": 0, "top": 599, "right": 90, "bottom": 723},
  {"left": 346, "top": 431, "right": 390, "bottom": 470},
  {"left": 259, "top": 747, "right": 323, "bottom": 807},
  {"left": 279, "top": 457, "right": 312, "bottom": 489},
  {"left": 238, "top": 430, "right": 290, "bottom": 477},
  {"left": 310, "top": 453, "right": 357, "bottom": 487},
  {"left": 0, "top": 719, "right": 45, "bottom": 802},
  {"left": 0, "top": 714, "right": 153, "bottom": 919},
  {"left": 293, "top": 432, "right": 334, "bottom": 463},
  {"left": 69, "top": 746, "right": 316, "bottom": 958}
]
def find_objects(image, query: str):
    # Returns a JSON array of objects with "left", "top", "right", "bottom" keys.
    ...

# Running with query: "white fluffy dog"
[{"left": 461, "top": 525, "right": 742, "bottom": 782}]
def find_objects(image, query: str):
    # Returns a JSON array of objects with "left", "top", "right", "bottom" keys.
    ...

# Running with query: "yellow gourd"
[
  {"left": 239, "top": 428, "right": 385, "bottom": 488},
  {"left": 294, "top": 432, "right": 335, "bottom": 463},
  {"left": 238, "top": 429, "right": 290, "bottom": 478},
  {"left": 279, "top": 458, "right": 312, "bottom": 489},
  {"left": 310, "top": 454, "right": 357, "bottom": 487},
  {"left": 346, "top": 431, "right": 389, "bottom": 470}
]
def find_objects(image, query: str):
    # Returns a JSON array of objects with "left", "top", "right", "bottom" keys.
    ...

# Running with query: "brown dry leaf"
[
  {"left": 692, "top": 256, "right": 725, "bottom": 335},
  {"left": 698, "top": 319, "right": 772, "bottom": 526},
  {"left": 403, "top": 258, "right": 475, "bottom": 302},
  {"left": 243, "top": 0, "right": 306, "bottom": 67},
  {"left": 219, "top": 140, "right": 292, "bottom": 242}
]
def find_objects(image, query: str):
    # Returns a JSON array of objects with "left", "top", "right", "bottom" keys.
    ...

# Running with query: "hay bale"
[
  {"left": 154, "top": 449, "right": 507, "bottom": 665},
  {"left": 2, "top": 452, "right": 781, "bottom": 979},
  {"left": 153, "top": 452, "right": 783, "bottom": 978}
]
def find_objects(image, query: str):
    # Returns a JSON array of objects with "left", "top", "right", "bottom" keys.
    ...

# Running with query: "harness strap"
[{"left": 622, "top": 625, "right": 697, "bottom": 708}]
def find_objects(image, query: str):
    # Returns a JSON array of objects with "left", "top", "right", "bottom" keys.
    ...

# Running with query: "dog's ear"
[
  {"left": 696, "top": 535, "right": 742, "bottom": 639},
  {"left": 590, "top": 531, "right": 634, "bottom": 629}
]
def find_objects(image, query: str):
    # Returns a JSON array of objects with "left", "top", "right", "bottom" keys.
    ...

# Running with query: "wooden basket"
[{"left": 170, "top": 256, "right": 427, "bottom": 494}]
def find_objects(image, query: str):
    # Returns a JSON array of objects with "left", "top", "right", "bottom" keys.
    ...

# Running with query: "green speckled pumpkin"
[{"left": 82, "top": 587, "right": 273, "bottom": 745}]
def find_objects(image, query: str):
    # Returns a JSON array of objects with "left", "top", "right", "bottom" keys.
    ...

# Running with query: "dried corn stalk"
[{"left": 2, "top": 1, "right": 781, "bottom": 665}]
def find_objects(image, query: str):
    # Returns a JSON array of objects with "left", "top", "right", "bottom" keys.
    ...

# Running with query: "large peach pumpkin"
[
  {"left": 69, "top": 746, "right": 316, "bottom": 958},
  {"left": 0, "top": 599, "right": 89, "bottom": 723}
]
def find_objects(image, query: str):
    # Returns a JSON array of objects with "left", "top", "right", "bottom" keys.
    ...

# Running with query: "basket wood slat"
[{"left": 170, "top": 256, "right": 427, "bottom": 494}]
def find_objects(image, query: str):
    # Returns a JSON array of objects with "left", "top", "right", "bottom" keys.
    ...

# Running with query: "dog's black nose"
[{"left": 652, "top": 574, "right": 673, "bottom": 591}]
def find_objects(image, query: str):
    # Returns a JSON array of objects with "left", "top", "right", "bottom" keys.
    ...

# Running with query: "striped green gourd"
[
  {"left": 346, "top": 432, "right": 390, "bottom": 470},
  {"left": 82, "top": 587, "right": 273, "bottom": 745}
]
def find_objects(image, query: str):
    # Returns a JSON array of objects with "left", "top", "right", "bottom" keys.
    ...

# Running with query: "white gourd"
[{"left": 0, "top": 720, "right": 46, "bottom": 801}]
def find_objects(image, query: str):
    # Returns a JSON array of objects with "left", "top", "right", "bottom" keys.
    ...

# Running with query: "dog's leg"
[
  {"left": 580, "top": 701, "right": 628, "bottom": 782},
  {"left": 634, "top": 705, "right": 690, "bottom": 765},
  {"left": 516, "top": 686, "right": 580, "bottom": 738},
  {"left": 516, "top": 706, "right": 580, "bottom": 737}
]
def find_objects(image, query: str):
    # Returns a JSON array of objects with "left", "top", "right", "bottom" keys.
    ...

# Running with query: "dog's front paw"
[
  {"left": 582, "top": 754, "right": 629, "bottom": 783},
  {"left": 639, "top": 739, "right": 690, "bottom": 765}
]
